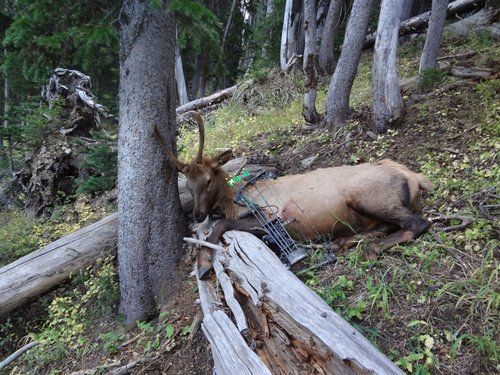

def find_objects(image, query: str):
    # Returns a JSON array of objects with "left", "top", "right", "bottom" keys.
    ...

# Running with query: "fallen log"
[
  {"left": 363, "top": 0, "right": 487, "bottom": 49},
  {"left": 176, "top": 82, "right": 250, "bottom": 115},
  {"left": 0, "top": 213, "right": 117, "bottom": 316},
  {"left": 0, "top": 158, "right": 247, "bottom": 317},
  {"left": 195, "top": 231, "right": 405, "bottom": 374}
]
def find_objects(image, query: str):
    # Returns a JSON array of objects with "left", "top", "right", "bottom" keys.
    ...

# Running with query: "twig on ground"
[
  {"left": 108, "top": 359, "right": 143, "bottom": 375},
  {"left": 0, "top": 341, "right": 39, "bottom": 371},
  {"left": 437, "top": 51, "right": 477, "bottom": 61},
  {"left": 429, "top": 214, "right": 473, "bottom": 232},
  {"left": 183, "top": 237, "right": 225, "bottom": 252}
]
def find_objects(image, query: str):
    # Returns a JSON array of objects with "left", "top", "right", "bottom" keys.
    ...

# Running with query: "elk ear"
[{"left": 210, "top": 149, "right": 232, "bottom": 168}]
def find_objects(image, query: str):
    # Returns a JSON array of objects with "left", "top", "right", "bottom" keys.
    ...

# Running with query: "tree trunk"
[
  {"left": 3, "top": 48, "right": 13, "bottom": 175},
  {"left": 118, "top": 0, "right": 186, "bottom": 325},
  {"left": 372, "top": 0, "right": 404, "bottom": 133},
  {"left": 196, "top": 231, "right": 405, "bottom": 374},
  {"left": 318, "top": 0, "right": 344, "bottom": 75},
  {"left": 221, "top": 0, "right": 238, "bottom": 51},
  {"left": 302, "top": 0, "right": 321, "bottom": 125},
  {"left": 401, "top": 0, "right": 414, "bottom": 21},
  {"left": 175, "top": 30, "right": 189, "bottom": 105},
  {"left": 191, "top": 55, "right": 202, "bottom": 99},
  {"left": 280, "top": 0, "right": 294, "bottom": 71},
  {"left": 324, "top": 0, "right": 374, "bottom": 130},
  {"left": 419, "top": 0, "right": 449, "bottom": 74},
  {"left": 198, "top": 48, "right": 210, "bottom": 97}
]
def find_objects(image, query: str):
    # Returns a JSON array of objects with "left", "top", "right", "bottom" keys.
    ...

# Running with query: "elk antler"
[
  {"left": 187, "top": 111, "right": 205, "bottom": 164},
  {"left": 153, "top": 125, "right": 188, "bottom": 171}
]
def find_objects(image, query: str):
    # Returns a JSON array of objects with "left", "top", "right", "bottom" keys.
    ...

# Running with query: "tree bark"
[
  {"left": 302, "top": 0, "right": 321, "bottom": 124},
  {"left": 196, "top": 231, "right": 405, "bottom": 374},
  {"left": 118, "top": 0, "right": 186, "bottom": 325},
  {"left": 280, "top": 0, "right": 294, "bottom": 71},
  {"left": 372, "top": 0, "right": 404, "bottom": 133},
  {"left": 324, "top": 0, "right": 374, "bottom": 130},
  {"left": 419, "top": 0, "right": 449, "bottom": 74},
  {"left": 318, "top": 0, "right": 344, "bottom": 75}
]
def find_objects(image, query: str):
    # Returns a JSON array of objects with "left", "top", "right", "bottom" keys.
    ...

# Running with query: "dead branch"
[
  {"left": 406, "top": 80, "right": 471, "bottom": 105},
  {"left": 429, "top": 214, "right": 474, "bottom": 232},
  {"left": 108, "top": 359, "right": 143, "bottom": 375},
  {"left": 0, "top": 342, "right": 39, "bottom": 371},
  {"left": 437, "top": 51, "right": 477, "bottom": 61},
  {"left": 449, "top": 65, "right": 497, "bottom": 79}
]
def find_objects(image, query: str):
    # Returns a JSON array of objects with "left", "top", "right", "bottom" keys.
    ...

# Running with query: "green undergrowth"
[{"left": 0, "top": 195, "right": 112, "bottom": 267}]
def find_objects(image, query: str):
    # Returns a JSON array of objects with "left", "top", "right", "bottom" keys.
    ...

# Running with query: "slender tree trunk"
[
  {"left": 221, "top": 0, "right": 237, "bottom": 51},
  {"left": 198, "top": 48, "right": 210, "bottom": 97},
  {"left": 280, "top": 0, "right": 294, "bottom": 71},
  {"left": 419, "top": 0, "right": 449, "bottom": 74},
  {"left": 318, "top": 0, "right": 344, "bottom": 75},
  {"left": 315, "top": 0, "right": 329, "bottom": 45},
  {"left": 419, "top": 0, "right": 432, "bottom": 14},
  {"left": 401, "top": 0, "right": 414, "bottom": 21},
  {"left": 372, "top": 0, "right": 404, "bottom": 133},
  {"left": 295, "top": 11, "right": 305, "bottom": 57},
  {"left": 303, "top": 0, "right": 321, "bottom": 124},
  {"left": 324, "top": 0, "right": 374, "bottom": 130},
  {"left": 3, "top": 48, "right": 13, "bottom": 175},
  {"left": 118, "top": 0, "right": 186, "bottom": 325},
  {"left": 175, "top": 30, "right": 188, "bottom": 105},
  {"left": 191, "top": 55, "right": 202, "bottom": 99}
]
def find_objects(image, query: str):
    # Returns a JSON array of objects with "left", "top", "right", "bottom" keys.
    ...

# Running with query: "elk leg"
[
  {"left": 197, "top": 217, "right": 264, "bottom": 279},
  {"left": 332, "top": 223, "right": 398, "bottom": 252},
  {"left": 363, "top": 215, "right": 430, "bottom": 260},
  {"left": 346, "top": 176, "right": 431, "bottom": 260}
]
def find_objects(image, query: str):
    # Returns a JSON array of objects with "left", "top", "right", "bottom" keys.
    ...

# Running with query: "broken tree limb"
[
  {"left": 196, "top": 231, "right": 405, "bottom": 374},
  {"left": 0, "top": 341, "right": 39, "bottom": 371},
  {"left": 363, "top": 0, "right": 487, "bottom": 49},
  {"left": 0, "top": 158, "right": 247, "bottom": 317}
]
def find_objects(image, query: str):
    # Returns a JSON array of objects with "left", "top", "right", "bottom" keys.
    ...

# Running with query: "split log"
[
  {"left": 363, "top": 0, "right": 487, "bottom": 49},
  {"left": 195, "top": 231, "right": 405, "bottom": 374},
  {"left": 0, "top": 158, "right": 247, "bottom": 317}
]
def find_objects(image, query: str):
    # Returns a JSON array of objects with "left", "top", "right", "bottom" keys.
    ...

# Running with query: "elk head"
[{"left": 153, "top": 111, "right": 232, "bottom": 222}]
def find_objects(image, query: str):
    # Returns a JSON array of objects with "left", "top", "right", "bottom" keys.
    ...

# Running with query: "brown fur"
[{"left": 153, "top": 112, "right": 434, "bottom": 278}]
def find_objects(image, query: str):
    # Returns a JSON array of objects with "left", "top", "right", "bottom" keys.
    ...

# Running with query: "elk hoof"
[
  {"left": 363, "top": 245, "right": 379, "bottom": 261},
  {"left": 197, "top": 265, "right": 214, "bottom": 279}
]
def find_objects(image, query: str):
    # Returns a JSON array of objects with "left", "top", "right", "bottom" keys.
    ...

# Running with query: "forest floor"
[{"left": 0, "top": 36, "right": 499, "bottom": 375}]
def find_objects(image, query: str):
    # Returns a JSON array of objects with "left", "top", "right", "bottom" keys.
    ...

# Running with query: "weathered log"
[
  {"left": 363, "top": 0, "right": 487, "bottom": 49},
  {"left": 0, "top": 214, "right": 117, "bottom": 316},
  {"left": 0, "top": 158, "right": 247, "bottom": 316},
  {"left": 176, "top": 85, "right": 238, "bottom": 114},
  {"left": 195, "top": 231, "right": 405, "bottom": 374}
]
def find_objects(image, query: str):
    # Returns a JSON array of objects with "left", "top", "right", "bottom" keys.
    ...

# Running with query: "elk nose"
[{"left": 194, "top": 212, "right": 205, "bottom": 222}]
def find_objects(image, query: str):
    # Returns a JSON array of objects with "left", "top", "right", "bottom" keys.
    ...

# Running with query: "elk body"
[{"left": 154, "top": 112, "right": 434, "bottom": 278}]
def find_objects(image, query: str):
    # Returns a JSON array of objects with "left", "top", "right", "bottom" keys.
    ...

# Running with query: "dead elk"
[{"left": 154, "top": 112, "right": 434, "bottom": 278}]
